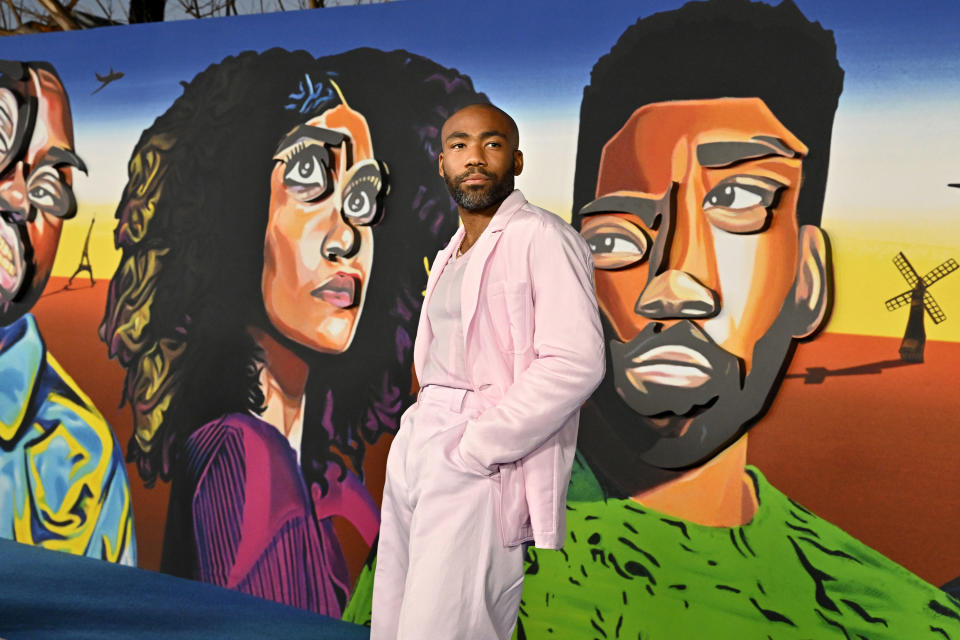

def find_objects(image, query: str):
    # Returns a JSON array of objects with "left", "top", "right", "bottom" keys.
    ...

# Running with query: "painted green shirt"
[
  {"left": 345, "top": 454, "right": 960, "bottom": 639},
  {"left": 516, "top": 454, "right": 960, "bottom": 639}
]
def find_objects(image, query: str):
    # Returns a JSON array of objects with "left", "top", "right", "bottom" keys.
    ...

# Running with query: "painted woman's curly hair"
[{"left": 100, "top": 47, "right": 487, "bottom": 493}]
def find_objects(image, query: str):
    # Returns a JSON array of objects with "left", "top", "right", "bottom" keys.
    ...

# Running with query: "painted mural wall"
[{"left": 0, "top": 0, "right": 958, "bottom": 637}]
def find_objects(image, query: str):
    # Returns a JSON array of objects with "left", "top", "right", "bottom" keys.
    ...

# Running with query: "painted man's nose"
[
  {"left": 636, "top": 270, "right": 719, "bottom": 319},
  {"left": 0, "top": 163, "right": 31, "bottom": 222}
]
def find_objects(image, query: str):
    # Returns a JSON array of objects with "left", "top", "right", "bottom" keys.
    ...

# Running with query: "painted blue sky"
[
  {"left": 0, "top": 0, "right": 958, "bottom": 340},
  {"left": 2, "top": 0, "right": 958, "bottom": 215},
  {"left": 2, "top": 0, "right": 960, "bottom": 120}
]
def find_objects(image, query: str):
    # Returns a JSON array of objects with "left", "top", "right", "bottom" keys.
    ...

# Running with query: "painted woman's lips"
[
  {"left": 311, "top": 272, "right": 360, "bottom": 309},
  {"left": 626, "top": 344, "right": 713, "bottom": 388}
]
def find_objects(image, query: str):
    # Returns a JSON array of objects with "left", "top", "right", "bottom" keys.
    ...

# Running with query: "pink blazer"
[{"left": 413, "top": 190, "right": 604, "bottom": 549}]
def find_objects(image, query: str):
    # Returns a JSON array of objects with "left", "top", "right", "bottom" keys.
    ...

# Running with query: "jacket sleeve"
[{"left": 457, "top": 219, "right": 605, "bottom": 473}]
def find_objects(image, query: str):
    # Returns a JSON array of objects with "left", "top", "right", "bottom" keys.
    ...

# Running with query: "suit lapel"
[{"left": 460, "top": 190, "right": 527, "bottom": 342}]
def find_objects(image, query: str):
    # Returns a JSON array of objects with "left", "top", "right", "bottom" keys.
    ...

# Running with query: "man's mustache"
[{"left": 453, "top": 168, "right": 495, "bottom": 185}]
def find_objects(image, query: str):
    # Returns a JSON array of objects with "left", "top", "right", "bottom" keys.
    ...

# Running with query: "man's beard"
[{"left": 444, "top": 162, "right": 515, "bottom": 212}]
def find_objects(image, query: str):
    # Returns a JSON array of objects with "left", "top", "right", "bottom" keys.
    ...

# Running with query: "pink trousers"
[{"left": 371, "top": 385, "right": 525, "bottom": 639}]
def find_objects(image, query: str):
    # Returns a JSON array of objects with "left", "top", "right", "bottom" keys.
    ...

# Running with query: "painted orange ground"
[
  {"left": 30, "top": 276, "right": 959, "bottom": 588},
  {"left": 751, "top": 331, "right": 960, "bottom": 587}
]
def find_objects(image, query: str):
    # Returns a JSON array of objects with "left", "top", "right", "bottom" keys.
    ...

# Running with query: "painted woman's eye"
[
  {"left": 580, "top": 215, "right": 650, "bottom": 270},
  {"left": 340, "top": 159, "right": 387, "bottom": 226},
  {"left": 701, "top": 176, "right": 785, "bottom": 234},
  {"left": 344, "top": 190, "right": 371, "bottom": 219},
  {"left": 282, "top": 145, "right": 332, "bottom": 202}
]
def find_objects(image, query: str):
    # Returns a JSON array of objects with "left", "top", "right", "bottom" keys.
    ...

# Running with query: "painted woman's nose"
[{"left": 321, "top": 213, "right": 359, "bottom": 260}]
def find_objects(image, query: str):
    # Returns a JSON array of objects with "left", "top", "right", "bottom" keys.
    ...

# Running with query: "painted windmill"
[{"left": 885, "top": 252, "right": 957, "bottom": 362}]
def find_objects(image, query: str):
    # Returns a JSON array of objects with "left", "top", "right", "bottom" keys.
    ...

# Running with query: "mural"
[
  {"left": 516, "top": 2, "right": 959, "bottom": 638},
  {"left": 0, "top": 60, "right": 134, "bottom": 565},
  {"left": 0, "top": 0, "right": 958, "bottom": 636},
  {"left": 97, "top": 48, "right": 485, "bottom": 614}
]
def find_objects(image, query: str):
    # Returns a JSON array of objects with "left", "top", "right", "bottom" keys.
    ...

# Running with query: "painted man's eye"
[
  {"left": 26, "top": 167, "right": 74, "bottom": 218},
  {"left": 282, "top": 146, "right": 332, "bottom": 202},
  {"left": 703, "top": 184, "right": 766, "bottom": 210},
  {"left": 589, "top": 234, "right": 641, "bottom": 255},
  {"left": 580, "top": 215, "right": 650, "bottom": 270},
  {"left": 701, "top": 176, "right": 785, "bottom": 234},
  {"left": 30, "top": 186, "right": 51, "bottom": 204}
]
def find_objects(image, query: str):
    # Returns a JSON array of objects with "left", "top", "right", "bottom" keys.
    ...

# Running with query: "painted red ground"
[{"left": 31, "top": 276, "right": 959, "bottom": 587}]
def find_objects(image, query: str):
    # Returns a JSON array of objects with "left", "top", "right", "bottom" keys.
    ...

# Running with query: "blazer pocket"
[
  {"left": 485, "top": 281, "right": 514, "bottom": 353},
  {"left": 504, "top": 282, "right": 532, "bottom": 353},
  {"left": 486, "top": 281, "right": 532, "bottom": 354}
]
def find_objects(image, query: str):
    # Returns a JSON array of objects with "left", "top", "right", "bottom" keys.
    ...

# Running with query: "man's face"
[
  {"left": 0, "top": 67, "right": 80, "bottom": 325},
  {"left": 263, "top": 104, "right": 386, "bottom": 353},
  {"left": 439, "top": 105, "right": 523, "bottom": 212},
  {"left": 579, "top": 98, "right": 829, "bottom": 469}
]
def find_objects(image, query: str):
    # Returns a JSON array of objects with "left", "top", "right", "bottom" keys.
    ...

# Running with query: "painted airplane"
[{"left": 92, "top": 68, "right": 124, "bottom": 95}]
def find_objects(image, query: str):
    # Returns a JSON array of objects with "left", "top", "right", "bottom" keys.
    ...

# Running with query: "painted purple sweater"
[{"left": 179, "top": 413, "right": 350, "bottom": 616}]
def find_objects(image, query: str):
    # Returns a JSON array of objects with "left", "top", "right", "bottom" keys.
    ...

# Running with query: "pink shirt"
[{"left": 419, "top": 249, "right": 472, "bottom": 390}]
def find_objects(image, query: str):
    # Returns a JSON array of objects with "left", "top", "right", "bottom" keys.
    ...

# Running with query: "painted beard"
[
  {"left": 610, "top": 321, "right": 742, "bottom": 421},
  {"left": 0, "top": 215, "right": 28, "bottom": 308},
  {"left": 444, "top": 162, "right": 515, "bottom": 212},
  {"left": 602, "top": 315, "right": 797, "bottom": 470}
]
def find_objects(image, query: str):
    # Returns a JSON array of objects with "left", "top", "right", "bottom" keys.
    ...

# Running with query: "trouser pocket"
[{"left": 495, "top": 459, "right": 531, "bottom": 547}]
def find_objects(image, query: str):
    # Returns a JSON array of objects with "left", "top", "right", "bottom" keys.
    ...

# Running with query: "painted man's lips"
[
  {"left": 311, "top": 272, "right": 360, "bottom": 309},
  {"left": 0, "top": 220, "right": 24, "bottom": 299},
  {"left": 626, "top": 344, "right": 713, "bottom": 388}
]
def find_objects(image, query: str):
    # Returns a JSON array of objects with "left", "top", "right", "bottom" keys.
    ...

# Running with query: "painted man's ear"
[{"left": 791, "top": 224, "right": 831, "bottom": 338}]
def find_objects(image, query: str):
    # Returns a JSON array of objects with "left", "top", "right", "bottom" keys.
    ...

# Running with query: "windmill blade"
[
  {"left": 893, "top": 252, "right": 920, "bottom": 287},
  {"left": 885, "top": 290, "right": 913, "bottom": 311},
  {"left": 923, "top": 291, "right": 946, "bottom": 324},
  {"left": 922, "top": 258, "right": 958, "bottom": 287}
]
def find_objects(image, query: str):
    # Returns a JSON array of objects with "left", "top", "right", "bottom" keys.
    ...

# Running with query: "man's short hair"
[
  {"left": 572, "top": 0, "right": 843, "bottom": 229},
  {"left": 445, "top": 103, "right": 519, "bottom": 149}
]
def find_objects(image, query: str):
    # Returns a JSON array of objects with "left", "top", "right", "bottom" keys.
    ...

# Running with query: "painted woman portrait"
[{"left": 100, "top": 47, "right": 486, "bottom": 615}]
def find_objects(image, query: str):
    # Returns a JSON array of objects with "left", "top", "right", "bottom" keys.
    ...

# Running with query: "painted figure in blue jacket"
[{"left": 0, "top": 60, "right": 135, "bottom": 565}]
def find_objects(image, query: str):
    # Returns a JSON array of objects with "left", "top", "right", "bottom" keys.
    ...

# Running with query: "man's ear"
[
  {"left": 513, "top": 149, "right": 524, "bottom": 176},
  {"left": 791, "top": 224, "right": 832, "bottom": 338},
  {"left": 438, "top": 152, "right": 445, "bottom": 178}
]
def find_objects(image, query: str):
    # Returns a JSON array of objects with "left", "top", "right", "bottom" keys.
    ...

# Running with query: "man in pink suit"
[{"left": 370, "top": 104, "right": 605, "bottom": 638}]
